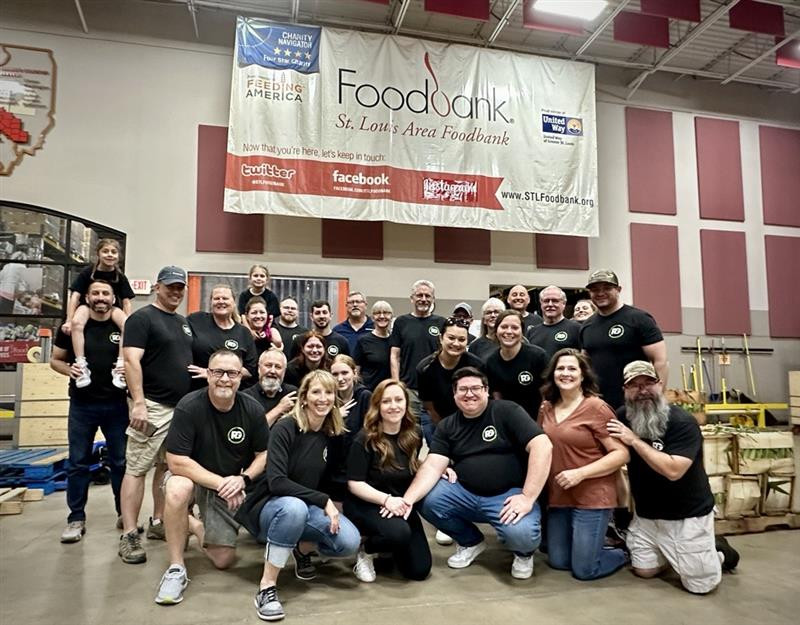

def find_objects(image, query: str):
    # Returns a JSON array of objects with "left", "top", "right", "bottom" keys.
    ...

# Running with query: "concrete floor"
[{"left": 1, "top": 482, "right": 798, "bottom": 625}]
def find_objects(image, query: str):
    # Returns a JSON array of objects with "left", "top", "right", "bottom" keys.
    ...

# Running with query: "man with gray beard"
[
  {"left": 607, "top": 361, "right": 739, "bottom": 594},
  {"left": 243, "top": 349, "right": 297, "bottom": 428}
]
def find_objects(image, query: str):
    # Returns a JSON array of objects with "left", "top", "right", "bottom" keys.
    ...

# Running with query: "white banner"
[{"left": 225, "top": 17, "right": 598, "bottom": 235}]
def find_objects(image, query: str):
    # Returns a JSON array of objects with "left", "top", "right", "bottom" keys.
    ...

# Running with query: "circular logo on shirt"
[
  {"left": 323, "top": 446, "right": 328, "bottom": 462},
  {"left": 327, "top": 344, "right": 339, "bottom": 357},
  {"left": 518, "top": 371, "right": 533, "bottom": 385},
  {"left": 554, "top": 331, "right": 568, "bottom": 342},
  {"left": 652, "top": 440, "right": 664, "bottom": 451},
  {"left": 428, "top": 326, "right": 440, "bottom": 336},
  {"left": 109, "top": 332, "right": 121, "bottom": 344},
  {"left": 224, "top": 339, "right": 239, "bottom": 350},
  {"left": 608, "top": 324, "right": 625, "bottom": 339},
  {"left": 182, "top": 324, "right": 193, "bottom": 336},
  {"left": 227, "top": 426, "right": 245, "bottom": 444},
  {"left": 482, "top": 426, "right": 498, "bottom": 442}
]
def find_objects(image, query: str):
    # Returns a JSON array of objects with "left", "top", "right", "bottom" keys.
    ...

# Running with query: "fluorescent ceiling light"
[{"left": 534, "top": 0, "right": 608, "bottom": 21}]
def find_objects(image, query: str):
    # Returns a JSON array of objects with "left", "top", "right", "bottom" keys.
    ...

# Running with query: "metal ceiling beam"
[
  {"left": 291, "top": 0, "right": 300, "bottom": 23},
  {"left": 73, "top": 0, "right": 89, "bottom": 33},
  {"left": 393, "top": 0, "right": 412, "bottom": 34},
  {"left": 700, "top": 32, "right": 754, "bottom": 72},
  {"left": 573, "top": 0, "right": 632, "bottom": 60},
  {"left": 187, "top": 0, "right": 200, "bottom": 39},
  {"left": 486, "top": 0, "right": 522, "bottom": 46},
  {"left": 626, "top": 0, "right": 743, "bottom": 99},
  {"left": 721, "top": 26, "right": 800, "bottom": 84}
]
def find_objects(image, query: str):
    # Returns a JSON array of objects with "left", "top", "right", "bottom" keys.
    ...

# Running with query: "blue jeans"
[
  {"left": 547, "top": 507, "right": 627, "bottom": 580},
  {"left": 257, "top": 496, "right": 360, "bottom": 568},
  {"left": 420, "top": 480, "right": 541, "bottom": 556},
  {"left": 66, "top": 398, "right": 128, "bottom": 523}
]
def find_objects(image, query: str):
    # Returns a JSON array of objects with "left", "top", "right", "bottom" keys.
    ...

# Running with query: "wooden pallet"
[
  {"left": 0, "top": 487, "right": 44, "bottom": 515},
  {"left": 715, "top": 513, "right": 800, "bottom": 535}
]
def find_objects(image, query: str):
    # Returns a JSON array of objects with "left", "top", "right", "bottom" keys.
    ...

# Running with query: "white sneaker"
[
  {"left": 75, "top": 357, "right": 91, "bottom": 389},
  {"left": 447, "top": 541, "right": 487, "bottom": 569},
  {"left": 435, "top": 530, "right": 454, "bottom": 545},
  {"left": 511, "top": 554, "right": 534, "bottom": 579},
  {"left": 353, "top": 546, "right": 376, "bottom": 583},
  {"left": 60, "top": 520, "right": 85, "bottom": 543},
  {"left": 111, "top": 358, "right": 126, "bottom": 389}
]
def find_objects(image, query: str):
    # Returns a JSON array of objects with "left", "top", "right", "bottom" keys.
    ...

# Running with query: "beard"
[
  {"left": 626, "top": 394, "right": 670, "bottom": 440},
  {"left": 260, "top": 376, "right": 281, "bottom": 395}
]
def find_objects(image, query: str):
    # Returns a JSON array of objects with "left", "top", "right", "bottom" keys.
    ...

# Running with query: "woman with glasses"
[
  {"left": 468, "top": 297, "right": 505, "bottom": 362},
  {"left": 345, "top": 379, "right": 431, "bottom": 583},
  {"left": 284, "top": 331, "right": 330, "bottom": 388},
  {"left": 353, "top": 301, "right": 393, "bottom": 391},
  {"left": 538, "top": 348, "right": 629, "bottom": 580},
  {"left": 236, "top": 370, "right": 360, "bottom": 621},
  {"left": 485, "top": 310, "right": 549, "bottom": 418},
  {"left": 244, "top": 296, "right": 283, "bottom": 358},
  {"left": 187, "top": 284, "right": 258, "bottom": 389}
]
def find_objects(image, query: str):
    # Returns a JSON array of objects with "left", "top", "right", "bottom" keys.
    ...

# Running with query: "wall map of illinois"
[{"left": 0, "top": 44, "right": 56, "bottom": 176}]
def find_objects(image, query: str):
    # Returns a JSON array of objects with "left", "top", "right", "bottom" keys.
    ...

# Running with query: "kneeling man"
[
  {"left": 401, "top": 367, "right": 552, "bottom": 579},
  {"left": 607, "top": 361, "right": 739, "bottom": 594},
  {"left": 155, "top": 349, "right": 269, "bottom": 605}
]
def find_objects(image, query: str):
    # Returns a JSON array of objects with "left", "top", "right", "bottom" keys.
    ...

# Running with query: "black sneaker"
[
  {"left": 255, "top": 586, "right": 285, "bottom": 621},
  {"left": 716, "top": 535, "right": 740, "bottom": 571},
  {"left": 292, "top": 547, "right": 316, "bottom": 580},
  {"left": 605, "top": 522, "right": 627, "bottom": 549}
]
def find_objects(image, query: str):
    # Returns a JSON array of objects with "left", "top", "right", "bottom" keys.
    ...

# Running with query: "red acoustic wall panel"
[
  {"left": 614, "top": 11, "right": 670, "bottom": 48},
  {"left": 321, "top": 219, "right": 384, "bottom": 260},
  {"left": 434, "top": 227, "right": 491, "bottom": 265},
  {"left": 196, "top": 125, "right": 263, "bottom": 253},
  {"left": 630, "top": 224, "right": 682, "bottom": 333},
  {"left": 729, "top": 0, "right": 785, "bottom": 36},
  {"left": 759, "top": 125, "right": 800, "bottom": 227},
  {"left": 640, "top": 0, "right": 700, "bottom": 22},
  {"left": 695, "top": 117, "right": 744, "bottom": 221},
  {"left": 625, "top": 107, "right": 677, "bottom": 215},
  {"left": 534, "top": 234, "right": 589, "bottom": 270},
  {"left": 700, "top": 230, "right": 751, "bottom": 335},
  {"left": 425, "top": 0, "right": 489, "bottom": 21},
  {"left": 764, "top": 235, "right": 800, "bottom": 338}
]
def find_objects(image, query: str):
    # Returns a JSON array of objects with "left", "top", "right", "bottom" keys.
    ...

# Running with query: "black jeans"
[
  {"left": 66, "top": 397, "right": 128, "bottom": 522},
  {"left": 344, "top": 497, "right": 432, "bottom": 581}
]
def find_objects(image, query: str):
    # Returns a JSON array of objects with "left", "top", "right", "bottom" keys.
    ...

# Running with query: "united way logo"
[
  {"left": 608, "top": 325, "right": 625, "bottom": 339},
  {"left": 482, "top": 426, "right": 497, "bottom": 442},
  {"left": 428, "top": 326, "right": 440, "bottom": 336},
  {"left": 227, "top": 426, "right": 245, "bottom": 444},
  {"left": 554, "top": 331, "right": 568, "bottom": 342},
  {"left": 327, "top": 344, "right": 339, "bottom": 357},
  {"left": 182, "top": 324, "right": 192, "bottom": 336},
  {"left": 109, "top": 332, "right": 121, "bottom": 344},
  {"left": 518, "top": 371, "right": 533, "bottom": 385},
  {"left": 225, "top": 339, "right": 239, "bottom": 350}
]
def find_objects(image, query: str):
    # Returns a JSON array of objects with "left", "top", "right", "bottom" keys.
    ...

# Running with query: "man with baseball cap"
[
  {"left": 606, "top": 361, "right": 739, "bottom": 594},
  {"left": 118, "top": 265, "right": 194, "bottom": 564},
  {"left": 579, "top": 270, "right": 667, "bottom": 409},
  {"left": 452, "top": 302, "right": 478, "bottom": 344}
]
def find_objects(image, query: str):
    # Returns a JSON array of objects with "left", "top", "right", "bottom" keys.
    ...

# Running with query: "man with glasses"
[
  {"left": 526, "top": 285, "right": 581, "bottom": 361},
  {"left": 155, "top": 349, "right": 269, "bottom": 605},
  {"left": 401, "top": 367, "right": 552, "bottom": 580},
  {"left": 333, "top": 291, "right": 373, "bottom": 353},
  {"left": 272, "top": 297, "right": 307, "bottom": 360},
  {"left": 607, "top": 361, "right": 739, "bottom": 594}
]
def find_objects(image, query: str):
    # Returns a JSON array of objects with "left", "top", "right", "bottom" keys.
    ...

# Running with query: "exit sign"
[{"left": 130, "top": 279, "right": 152, "bottom": 295}]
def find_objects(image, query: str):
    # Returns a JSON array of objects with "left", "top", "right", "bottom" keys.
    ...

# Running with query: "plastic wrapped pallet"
[
  {"left": 724, "top": 475, "right": 761, "bottom": 518},
  {"left": 702, "top": 431, "right": 734, "bottom": 476},
  {"left": 736, "top": 431, "right": 794, "bottom": 475},
  {"left": 708, "top": 475, "right": 726, "bottom": 520},
  {"left": 761, "top": 475, "right": 795, "bottom": 515}
]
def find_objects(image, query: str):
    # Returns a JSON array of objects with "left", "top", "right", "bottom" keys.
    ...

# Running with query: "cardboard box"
[
  {"left": 736, "top": 430, "right": 795, "bottom": 475},
  {"left": 703, "top": 433, "right": 734, "bottom": 476},
  {"left": 709, "top": 475, "right": 726, "bottom": 520},
  {"left": 761, "top": 474, "right": 795, "bottom": 516},
  {"left": 724, "top": 475, "right": 761, "bottom": 518}
]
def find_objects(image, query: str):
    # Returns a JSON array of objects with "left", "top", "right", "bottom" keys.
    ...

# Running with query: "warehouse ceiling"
[{"left": 4, "top": 0, "right": 800, "bottom": 97}]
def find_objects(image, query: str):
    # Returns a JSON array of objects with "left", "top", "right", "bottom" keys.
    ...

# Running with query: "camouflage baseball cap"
[
  {"left": 623, "top": 360, "right": 659, "bottom": 385},
  {"left": 586, "top": 269, "right": 619, "bottom": 288}
]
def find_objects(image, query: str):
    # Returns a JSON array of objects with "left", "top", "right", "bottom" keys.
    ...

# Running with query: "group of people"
[{"left": 49, "top": 245, "right": 739, "bottom": 622}]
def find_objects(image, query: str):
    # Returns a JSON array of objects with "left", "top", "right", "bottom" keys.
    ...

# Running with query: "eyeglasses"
[
  {"left": 445, "top": 317, "right": 470, "bottom": 328},
  {"left": 455, "top": 385, "right": 486, "bottom": 395},
  {"left": 347, "top": 299, "right": 365, "bottom": 305},
  {"left": 208, "top": 369, "right": 242, "bottom": 380}
]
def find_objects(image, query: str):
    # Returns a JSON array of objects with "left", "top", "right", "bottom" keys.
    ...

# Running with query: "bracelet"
[{"left": 383, "top": 494, "right": 391, "bottom": 507}]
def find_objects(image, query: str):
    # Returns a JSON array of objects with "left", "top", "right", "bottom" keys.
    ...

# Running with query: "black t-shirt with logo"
[
  {"left": 272, "top": 322, "right": 308, "bottom": 360},
  {"left": 389, "top": 313, "right": 446, "bottom": 389},
  {"left": 430, "top": 399, "right": 544, "bottom": 496},
  {"left": 123, "top": 305, "right": 194, "bottom": 406},
  {"left": 165, "top": 389, "right": 269, "bottom": 477},
  {"left": 243, "top": 383, "right": 298, "bottom": 425},
  {"left": 187, "top": 312, "right": 258, "bottom": 386},
  {"left": 54, "top": 319, "right": 126, "bottom": 402},
  {"left": 237, "top": 288, "right": 280, "bottom": 319},
  {"left": 352, "top": 333, "right": 391, "bottom": 391},
  {"left": 525, "top": 318, "right": 582, "bottom": 362},
  {"left": 70, "top": 266, "right": 135, "bottom": 308},
  {"left": 618, "top": 404, "right": 714, "bottom": 520},
  {"left": 417, "top": 351, "right": 485, "bottom": 420},
  {"left": 289, "top": 331, "right": 350, "bottom": 360},
  {"left": 580, "top": 305, "right": 663, "bottom": 408},
  {"left": 485, "top": 343, "right": 549, "bottom": 418},
  {"left": 346, "top": 430, "right": 414, "bottom": 496}
]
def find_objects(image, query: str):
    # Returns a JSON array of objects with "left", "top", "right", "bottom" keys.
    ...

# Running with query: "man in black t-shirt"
[
  {"left": 607, "top": 361, "right": 739, "bottom": 594},
  {"left": 580, "top": 269, "right": 667, "bottom": 409},
  {"left": 51, "top": 279, "right": 129, "bottom": 544},
  {"left": 506, "top": 284, "right": 542, "bottom": 333},
  {"left": 272, "top": 297, "right": 307, "bottom": 360},
  {"left": 402, "top": 367, "right": 552, "bottom": 580},
  {"left": 289, "top": 299, "right": 349, "bottom": 359},
  {"left": 526, "top": 285, "right": 581, "bottom": 361},
  {"left": 155, "top": 350, "right": 269, "bottom": 606},
  {"left": 119, "top": 266, "right": 194, "bottom": 565},
  {"left": 243, "top": 349, "right": 297, "bottom": 428}
]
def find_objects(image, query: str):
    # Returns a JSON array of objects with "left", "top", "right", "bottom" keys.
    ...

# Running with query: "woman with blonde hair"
[
  {"left": 236, "top": 370, "right": 360, "bottom": 621},
  {"left": 345, "top": 379, "right": 431, "bottom": 582}
]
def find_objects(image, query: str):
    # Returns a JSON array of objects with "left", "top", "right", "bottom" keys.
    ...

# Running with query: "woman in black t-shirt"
[
  {"left": 345, "top": 379, "right": 431, "bottom": 582},
  {"left": 468, "top": 296, "right": 505, "bottom": 362},
  {"left": 244, "top": 296, "right": 283, "bottom": 358},
  {"left": 284, "top": 331, "right": 331, "bottom": 387}
]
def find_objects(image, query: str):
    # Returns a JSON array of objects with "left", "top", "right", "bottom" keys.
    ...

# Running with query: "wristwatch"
[{"left": 241, "top": 474, "right": 252, "bottom": 487}]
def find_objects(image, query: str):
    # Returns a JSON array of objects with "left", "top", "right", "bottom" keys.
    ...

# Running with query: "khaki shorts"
[
  {"left": 125, "top": 398, "right": 173, "bottom": 476},
  {"left": 627, "top": 511, "right": 722, "bottom": 594}
]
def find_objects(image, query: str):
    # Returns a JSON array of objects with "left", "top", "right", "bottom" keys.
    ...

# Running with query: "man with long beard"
[
  {"left": 244, "top": 349, "right": 297, "bottom": 428},
  {"left": 607, "top": 361, "right": 739, "bottom": 594}
]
